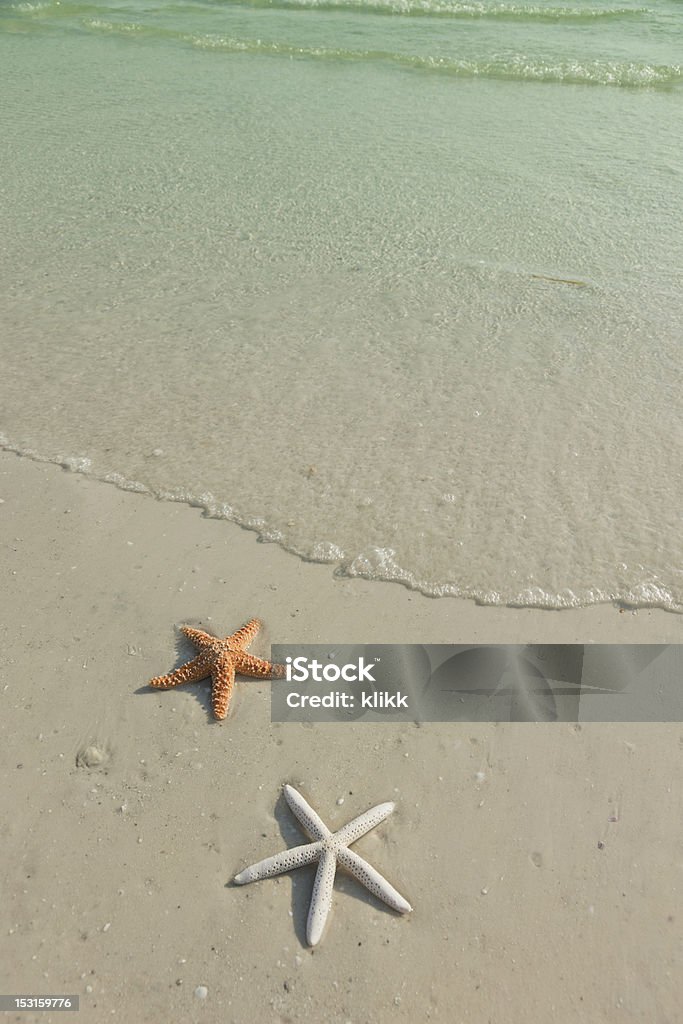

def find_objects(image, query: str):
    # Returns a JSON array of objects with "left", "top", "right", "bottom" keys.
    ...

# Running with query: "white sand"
[{"left": 1, "top": 452, "right": 681, "bottom": 1024}]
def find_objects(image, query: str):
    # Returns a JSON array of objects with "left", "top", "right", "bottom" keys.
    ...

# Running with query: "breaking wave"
[{"left": 80, "top": 19, "right": 683, "bottom": 87}]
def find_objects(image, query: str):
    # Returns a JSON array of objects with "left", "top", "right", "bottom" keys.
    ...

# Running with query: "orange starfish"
[{"left": 149, "top": 619, "right": 286, "bottom": 720}]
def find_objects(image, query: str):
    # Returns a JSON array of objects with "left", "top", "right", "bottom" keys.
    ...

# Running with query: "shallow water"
[{"left": 1, "top": 0, "right": 682, "bottom": 608}]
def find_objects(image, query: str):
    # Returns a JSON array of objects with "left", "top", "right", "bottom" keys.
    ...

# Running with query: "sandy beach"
[{"left": 1, "top": 451, "right": 681, "bottom": 1024}]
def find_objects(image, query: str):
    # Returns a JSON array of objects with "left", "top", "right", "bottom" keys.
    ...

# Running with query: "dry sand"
[{"left": 1, "top": 451, "right": 681, "bottom": 1024}]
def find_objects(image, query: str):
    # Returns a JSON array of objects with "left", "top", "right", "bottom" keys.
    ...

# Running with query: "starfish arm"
[
  {"left": 211, "top": 654, "right": 236, "bottom": 720},
  {"left": 307, "top": 848, "right": 337, "bottom": 946},
  {"left": 284, "top": 785, "right": 333, "bottom": 841},
  {"left": 336, "top": 847, "right": 412, "bottom": 914},
  {"left": 180, "top": 626, "right": 217, "bottom": 650},
  {"left": 233, "top": 652, "right": 287, "bottom": 679},
  {"left": 334, "top": 802, "right": 396, "bottom": 847},
  {"left": 234, "top": 841, "right": 322, "bottom": 884},
  {"left": 149, "top": 651, "right": 213, "bottom": 689},
  {"left": 228, "top": 618, "right": 262, "bottom": 650}
]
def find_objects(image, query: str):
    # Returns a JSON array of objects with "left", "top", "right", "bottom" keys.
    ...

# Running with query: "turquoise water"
[{"left": 1, "top": 0, "right": 682, "bottom": 609}]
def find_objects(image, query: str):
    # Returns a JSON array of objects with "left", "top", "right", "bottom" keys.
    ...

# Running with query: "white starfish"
[{"left": 234, "top": 784, "right": 412, "bottom": 945}]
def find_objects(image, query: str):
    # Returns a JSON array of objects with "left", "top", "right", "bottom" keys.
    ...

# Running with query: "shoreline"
[
  {"left": 1, "top": 450, "right": 681, "bottom": 1024},
  {"left": 1, "top": 450, "right": 681, "bottom": 642}
]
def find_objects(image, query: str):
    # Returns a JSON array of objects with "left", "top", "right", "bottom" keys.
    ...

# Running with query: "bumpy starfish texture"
[
  {"left": 149, "top": 618, "right": 285, "bottom": 720},
  {"left": 234, "top": 784, "right": 412, "bottom": 945}
]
